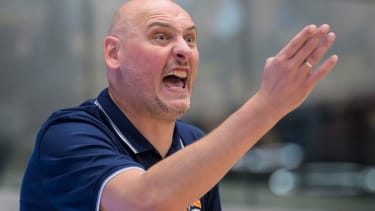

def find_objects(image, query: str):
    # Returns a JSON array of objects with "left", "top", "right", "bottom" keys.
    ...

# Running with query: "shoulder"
[
  {"left": 41, "top": 99, "right": 104, "bottom": 134},
  {"left": 45, "top": 99, "right": 101, "bottom": 126},
  {"left": 36, "top": 99, "right": 115, "bottom": 156}
]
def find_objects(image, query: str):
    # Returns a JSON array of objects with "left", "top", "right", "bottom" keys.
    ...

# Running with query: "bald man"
[{"left": 20, "top": 0, "right": 338, "bottom": 210}]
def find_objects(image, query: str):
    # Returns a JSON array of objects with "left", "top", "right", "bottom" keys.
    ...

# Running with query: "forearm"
[{"left": 137, "top": 93, "right": 282, "bottom": 210}]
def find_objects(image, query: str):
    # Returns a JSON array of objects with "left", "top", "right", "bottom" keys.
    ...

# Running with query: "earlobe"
[{"left": 104, "top": 36, "right": 121, "bottom": 69}]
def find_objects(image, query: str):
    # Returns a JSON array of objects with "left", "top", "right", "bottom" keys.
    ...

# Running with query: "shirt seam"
[
  {"left": 94, "top": 99, "right": 139, "bottom": 154},
  {"left": 95, "top": 166, "right": 145, "bottom": 211}
]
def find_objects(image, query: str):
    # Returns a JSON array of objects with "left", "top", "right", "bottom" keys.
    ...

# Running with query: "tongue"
[{"left": 163, "top": 76, "right": 184, "bottom": 88}]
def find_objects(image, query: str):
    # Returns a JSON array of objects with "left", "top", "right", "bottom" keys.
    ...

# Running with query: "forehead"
[{"left": 132, "top": 1, "right": 195, "bottom": 31}]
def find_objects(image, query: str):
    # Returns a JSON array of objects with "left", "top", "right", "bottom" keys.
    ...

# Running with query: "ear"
[{"left": 104, "top": 36, "right": 121, "bottom": 70}]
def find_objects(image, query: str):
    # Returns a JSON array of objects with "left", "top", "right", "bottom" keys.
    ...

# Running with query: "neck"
[
  {"left": 130, "top": 114, "right": 175, "bottom": 158},
  {"left": 109, "top": 89, "right": 176, "bottom": 157}
]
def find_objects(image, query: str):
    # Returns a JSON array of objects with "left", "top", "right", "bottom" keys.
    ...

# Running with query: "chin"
[
  {"left": 171, "top": 103, "right": 190, "bottom": 115},
  {"left": 156, "top": 97, "right": 190, "bottom": 118},
  {"left": 174, "top": 100, "right": 190, "bottom": 112},
  {"left": 166, "top": 103, "right": 190, "bottom": 119},
  {"left": 160, "top": 107, "right": 188, "bottom": 121}
]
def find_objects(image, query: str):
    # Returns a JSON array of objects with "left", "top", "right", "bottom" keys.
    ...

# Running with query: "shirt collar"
[{"left": 95, "top": 88, "right": 183, "bottom": 155}]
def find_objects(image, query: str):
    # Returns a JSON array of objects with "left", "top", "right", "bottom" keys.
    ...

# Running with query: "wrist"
[{"left": 249, "top": 91, "right": 286, "bottom": 122}]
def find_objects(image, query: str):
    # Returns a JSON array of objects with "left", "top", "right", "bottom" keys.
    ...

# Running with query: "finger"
[
  {"left": 299, "top": 61, "right": 314, "bottom": 75},
  {"left": 294, "top": 24, "right": 331, "bottom": 67},
  {"left": 277, "top": 25, "right": 317, "bottom": 60},
  {"left": 308, "top": 55, "right": 338, "bottom": 87},
  {"left": 305, "top": 32, "right": 336, "bottom": 67}
]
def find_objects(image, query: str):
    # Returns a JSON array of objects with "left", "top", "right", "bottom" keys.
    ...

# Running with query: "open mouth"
[{"left": 163, "top": 71, "right": 187, "bottom": 89}]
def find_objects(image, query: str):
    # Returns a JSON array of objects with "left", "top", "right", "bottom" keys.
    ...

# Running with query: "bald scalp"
[
  {"left": 107, "top": 1, "right": 134, "bottom": 36},
  {"left": 108, "top": 0, "right": 186, "bottom": 37}
]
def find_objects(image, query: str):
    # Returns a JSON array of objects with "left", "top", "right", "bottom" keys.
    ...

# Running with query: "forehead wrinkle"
[
  {"left": 140, "top": 10, "right": 196, "bottom": 34},
  {"left": 110, "top": 0, "right": 196, "bottom": 39},
  {"left": 145, "top": 21, "right": 196, "bottom": 34}
]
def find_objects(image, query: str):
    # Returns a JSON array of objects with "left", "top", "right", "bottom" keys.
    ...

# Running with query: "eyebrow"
[{"left": 146, "top": 21, "right": 196, "bottom": 33}]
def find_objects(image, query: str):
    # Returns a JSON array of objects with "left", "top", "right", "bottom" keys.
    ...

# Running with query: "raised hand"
[{"left": 257, "top": 24, "right": 338, "bottom": 118}]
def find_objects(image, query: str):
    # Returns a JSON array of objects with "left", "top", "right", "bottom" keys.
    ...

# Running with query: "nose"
[{"left": 172, "top": 37, "right": 192, "bottom": 65}]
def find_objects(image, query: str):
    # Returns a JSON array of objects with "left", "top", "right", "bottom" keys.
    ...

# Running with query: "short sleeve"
[{"left": 37, "top": 120, "right": 144, "bottom": 210}]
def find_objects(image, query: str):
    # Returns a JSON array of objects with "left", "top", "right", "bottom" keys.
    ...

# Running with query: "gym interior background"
[{"left": 0, "top": 0, "right": 374, "bottom": 210}]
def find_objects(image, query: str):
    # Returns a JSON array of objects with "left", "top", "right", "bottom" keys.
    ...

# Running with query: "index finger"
[{"left": 277, "top": 25, "right": 317, "bottom": 60}]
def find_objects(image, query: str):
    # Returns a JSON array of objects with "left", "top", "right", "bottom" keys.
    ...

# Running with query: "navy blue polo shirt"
[{"left": 20, "top": 89, "right": 221, "bottom": 211}]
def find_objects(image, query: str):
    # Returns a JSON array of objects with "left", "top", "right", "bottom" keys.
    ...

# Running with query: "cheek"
[
  {"left": 124, "top": 44, "right": 168, "bottom": 74},
  {"left": 121, "top": 46, "right": 170, "bottom": 92}
]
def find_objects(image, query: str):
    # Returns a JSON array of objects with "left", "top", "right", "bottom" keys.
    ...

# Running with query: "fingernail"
[
  {"left": 330, "top": 55, "right": 339, "bottom": 63},
  {"left": 328, "top": 32, "right": 336, "bottom": 40},
  {"left": 320, "top": 24, "right": 330, "bottom": 32},
  {"left": 308, "top": 25, "right": 317, "bottom": 33}
]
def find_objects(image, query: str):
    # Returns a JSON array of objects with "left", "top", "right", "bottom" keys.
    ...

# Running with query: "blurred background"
[{"left": 0, "top": 0, "right": 374, "bottom": 210}]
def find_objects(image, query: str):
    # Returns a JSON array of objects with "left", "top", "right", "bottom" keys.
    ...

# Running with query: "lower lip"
[{"left": 163, "top": 83, "right": 189, "bottom": 96}]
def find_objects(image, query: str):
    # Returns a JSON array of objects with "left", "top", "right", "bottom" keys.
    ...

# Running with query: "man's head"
[{"left": 104, "top": 0, "right": 199, "bottom": 121}]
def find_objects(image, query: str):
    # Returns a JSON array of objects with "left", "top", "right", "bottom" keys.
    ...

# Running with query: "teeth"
[{"left": 167, "top": 71, "right": 187, "bottom": 79}]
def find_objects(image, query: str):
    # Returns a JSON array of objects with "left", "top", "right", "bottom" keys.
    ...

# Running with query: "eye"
[
  {"left": 154, "top": 33, "right": 168, "bottom": 42},
  {"left": 185, "top": 35, "right": 196, "bottom": 46}
]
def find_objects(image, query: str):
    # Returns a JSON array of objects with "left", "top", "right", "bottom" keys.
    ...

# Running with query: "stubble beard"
[{"left": 154, "top": 96, "right": 189, "bottom": 121}]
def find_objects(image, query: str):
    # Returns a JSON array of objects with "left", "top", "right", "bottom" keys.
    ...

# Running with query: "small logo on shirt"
[{"left": 187, "top": 200, "right": 201, "bottom": 211}]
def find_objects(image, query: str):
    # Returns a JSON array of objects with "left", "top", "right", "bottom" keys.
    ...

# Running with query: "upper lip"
[
  {"left": 162, "top": 66, "right": 189, "bottom": 89},
  {"left": 164, "top": 66, "right": 189, "bottom": 79}
]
